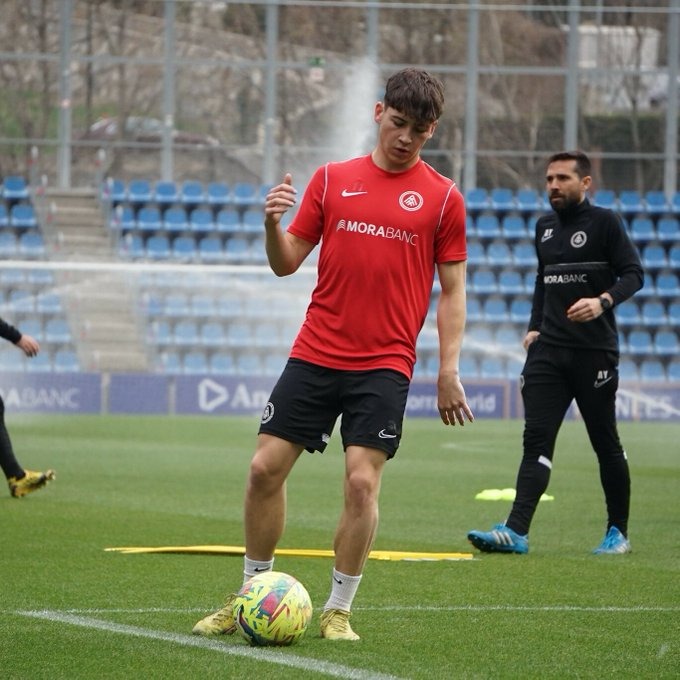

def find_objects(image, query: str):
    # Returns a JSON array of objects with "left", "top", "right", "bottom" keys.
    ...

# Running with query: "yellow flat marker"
[{"left": 105, "top": 545, "right": 473, "bottom": 561}]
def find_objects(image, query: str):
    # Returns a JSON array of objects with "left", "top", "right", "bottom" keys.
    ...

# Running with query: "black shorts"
[{"left": 258, "top": 359, "right": 410, "bottom": 459}]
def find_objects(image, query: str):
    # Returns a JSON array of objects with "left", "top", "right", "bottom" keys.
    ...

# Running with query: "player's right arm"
[{"left": 264, "top": 173, "right": 316, "bottom": 276}]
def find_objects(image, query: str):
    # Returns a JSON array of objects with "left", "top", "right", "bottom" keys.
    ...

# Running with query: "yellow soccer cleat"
[
  {"left": 192, "top": 593, "right": 238, "bottom": 636},
  {"left": 320, "top": 609, "right": 360, "bottom": 641},
  {"left": 8, "top": 469, "right": 56, "bottom": 498}
]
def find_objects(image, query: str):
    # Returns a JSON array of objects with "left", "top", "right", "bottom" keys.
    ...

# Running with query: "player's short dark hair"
[
  {"left": 547, "top": 150, "right": 592, "bottom": 178},
  {"left": 383, "top": 68, "right": 445, "bottom": 124}
]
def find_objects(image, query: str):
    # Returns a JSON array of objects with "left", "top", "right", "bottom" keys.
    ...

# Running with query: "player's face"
[
  {"left": 545, "top": 160, "right": 591, "bottom": 211},
  {"left": 372, "top": 103, "right": 437, "bottom": 172}
]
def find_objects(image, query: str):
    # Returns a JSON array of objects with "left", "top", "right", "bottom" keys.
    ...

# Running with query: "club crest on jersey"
[
  {"left": 570, "top": 231, "right": 587, "bottom": 248},
  {"left": 399, "top": 190, "right": 424, "bottom": 212}
]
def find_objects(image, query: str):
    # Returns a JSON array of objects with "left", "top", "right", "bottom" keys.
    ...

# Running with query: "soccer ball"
[{"left": 232, "top": 571, "right": 313, "bottom": 646}]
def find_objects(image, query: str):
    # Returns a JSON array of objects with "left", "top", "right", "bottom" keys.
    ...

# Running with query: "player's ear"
[
  {"left": 374, "top": 102, "right": 385, "bottom": 123},
  {"left": 427, "top": 120, "right": 438, "bottom": 138},
  {"left": 581, "top": 174, "right": 592, "bottom": 192}
]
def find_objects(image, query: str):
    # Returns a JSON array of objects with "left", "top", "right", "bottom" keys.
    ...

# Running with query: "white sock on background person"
[{"left": 324, "top": 568, "right": 362, "bottom": 612}]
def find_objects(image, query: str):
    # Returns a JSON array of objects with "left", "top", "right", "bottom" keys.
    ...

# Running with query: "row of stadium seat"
[
  {"left": 465, "top": 187, "right": 680, "bottom": 216},
  {"left": 0, "top": 347, "right": 79, "bottom": 373},
  {"left": 103, "top": 178, "right": 270, "bottom": 211},
  {"left": 0, "top": 203, "right": 39, "bottom": 230},
  {"left": 0, "top": 231, "right": 46, "bottom": 259}
]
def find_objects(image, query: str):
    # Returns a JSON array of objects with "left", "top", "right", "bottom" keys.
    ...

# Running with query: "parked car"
[{"left": 80, "top": 116, "right": 219, "bottom": 147}]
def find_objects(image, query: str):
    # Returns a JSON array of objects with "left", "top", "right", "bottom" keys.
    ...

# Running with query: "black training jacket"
[{"left": 528, "top": 199, "right": 644, "bottom": 353}]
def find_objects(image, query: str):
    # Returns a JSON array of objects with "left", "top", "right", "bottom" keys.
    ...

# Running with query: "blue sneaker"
[
  {"left": 467, "top": 523, "right": 529, "bottom": 554},
  {"left": 592, "top": 526, "right": 631, "bottom": 554}
]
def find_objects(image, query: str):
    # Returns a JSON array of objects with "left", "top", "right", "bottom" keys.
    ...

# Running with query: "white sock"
[
  {"left": 324, "top": 568, "right": 362, "bottom": 612},
  {"left": 243, "top": 556, "right": 274, "bottom": 584}
]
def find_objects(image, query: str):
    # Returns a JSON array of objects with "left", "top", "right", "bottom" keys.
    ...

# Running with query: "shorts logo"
[
  {"left": 261, "top": 402, "right": 275, "bottom": 424},
  {"left": 570, "top": 231, "right": 587, "bottom": 248},
  {"left": 399, "top": 191, "right": 423, "bottom": 212}
]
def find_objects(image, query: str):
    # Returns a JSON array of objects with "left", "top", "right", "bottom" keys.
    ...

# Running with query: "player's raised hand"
[{"left": 264, "top": 173, "right": 297, "bottom": 227}]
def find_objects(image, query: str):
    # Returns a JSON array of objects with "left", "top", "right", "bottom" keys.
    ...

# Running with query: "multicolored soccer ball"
[{"left": 232, "top": 571, "right": 313, "bottom": 646}]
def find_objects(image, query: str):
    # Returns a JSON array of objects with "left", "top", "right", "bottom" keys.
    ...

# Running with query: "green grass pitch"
[{"left": 2, "top": 414, "right": 678, "bottom": 678}]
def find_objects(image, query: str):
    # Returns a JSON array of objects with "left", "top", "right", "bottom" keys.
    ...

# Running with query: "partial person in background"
[
  {"left": 468, "top": 150, "right": 643, "bottom": 555},
  {"left": 0, "top": 317, "right": 55, "bottom": 497},
  {"left": 193, "top": 67, "right": 473, "bottom": 641}
]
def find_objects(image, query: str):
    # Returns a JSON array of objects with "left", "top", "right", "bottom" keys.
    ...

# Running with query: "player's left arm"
[{"left": 435, "top": 260, "right": 474, "bottom": 426}]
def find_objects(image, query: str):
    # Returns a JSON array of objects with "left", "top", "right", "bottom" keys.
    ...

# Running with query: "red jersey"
[{"left": 287, "top": 154, "right": 467, "bottom": 378}]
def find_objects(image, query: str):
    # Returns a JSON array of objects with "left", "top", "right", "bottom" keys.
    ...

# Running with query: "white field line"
[{"left": 16, "top": 609, "right": 403, "bottom": 680}]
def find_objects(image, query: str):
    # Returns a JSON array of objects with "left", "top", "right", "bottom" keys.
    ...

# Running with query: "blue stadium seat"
[
  {"left": 641, "top": 244, "right": 668, "bottom": 270},
  {"left": 626, "top": 330, "right": 654, "bottom": 355},
  {"left": 216, "top": 296, "right": 243, "bottom": 318},
  {"left": 470, "top": 269, "right": 497, "bottom": 295},
  {"left": 136, "top": 206, "right": 162, "bottom": 233},
  {"left": 119, "top": 233, "right": 144, "bottom": 259},
  {"left": 466, "top": 241, "right": 486, "bottom": 267},
  {"left": 207, "top": 182, "right": 231, "bottom": 211},
  {"left": 102, "top": 178, "right": 126, "bottom": 205},
  {"left": 618, "top": 359, "right": 639, "bottom": 382},
  {"left": 262, "top": 354, "right": 287, "bottom": 377},
  {"left": 210, "top": 352, "right": 235, "bottom": 375},
  {"left": 158, "top": 351, "right": 182, "bottom": 374},
  {"left": 36, "top": 291, "right": 63, "bottom": 316},
  {"left": 640, "top": 300, "right": 667, "bottom": 327},
  {"left": 171, "top": 235, "right": 197, "bottom": 261},
  {"left": 18, "top": 232, "right": 45, "bottom": 258},
  {"left": 20, "top": 318, "right": 44, "bottom": 343},
  {"left": 670, "top": 246, "right": 680, "bottom": 269},
  {"left": 224, "top": 236, "right": 250, "bottom": 262},
  {"left": 189, "top": 294, "right": 216, "bottom": 317},
  {"left": 618, "top": 190, "right": 644, "bottom": 215},
  {"left": 671, "top": 191, "right": 680, "bottom": 215},
  {"left": 27, "top": 268, "right": 54, "bottom": 288},
  {"left": 486, "top": 242, "right": 513, "bottom": 267},
  {"left": 501, "top": 215, "right": 528, "bottom": 240},
  {"left": 592, "top": 189, "right": 616, "bottom": 209},
  {"left": 653, "top": 330, "right": 679, "bottom": 356},
  {"left": 10, "top": 204, "right": 38, "bottom": 229},
  {"left": 459, "top": 356, "right": 479, "bottom": 379},
  {"left": 644, "top": 190, "right": 669, "bottom": 215},
  {"left": 615, "top": 301, "right": 641, "bottom": 327},
  {"left": 111, "top": 205, "right": 135, "bottom": 232},
  {"left": 495, "top": 325, "right": 522, "bottom": 349},
  {"left": 667, "top": 302, "right": 680, "bottom": 326},
  {"left": 183, "top": 351, "right": 209, "bottom": 375},
  {"left": 154, "top": 181, "right": 178, "bottom": 207},
  {"left": 189, "top": 208, "right": 214, "bottom": 233},
  {"left": 515, "top": 188, "right": 544, "bottom": 214},
  {"left": 200, "top": 321, "right": 225, "bottom": 347},
  {"left": 490, "top": 188, "right": 516, "bottom": 213},
  {"left": 180, "top": 180, "right": 205, "bottom": 208},
  {"left": 655, "top": 272, "right": 680, "bottom": 298},
  {"left": 483, "top": 297, "right": 509, "bottom": 323},
  {"left": 53, "top": 349, "right": 80, "bottom": 373},
  {"left": 510, "top": 298, "right": 532, "bottom": 323},
  {"left": 232, "top": 182, "right": 258, "bottom": 208},
  {"left": 216, "top": 208, "right": 241, "bottom": 234},
  {"left": 254, "top": 322, "right": 281, "bottom": 348},
  {"left": 163, "top": 207, "right": 189, "bottom": 233},
  {"left": 667, "top": 359, "right": 680, "bottom": 382},
  {"left": 163, "top": 293, "right": 191, "bottom": 317},
  {"left": 0, "top": 204, "right": 8, "bottom": 228},
  {"left": 146, "top": 234, "right": 171, "bottom": 260},
  {"left": 465, "top": 188, "right": 489, "bottom": 213},
  {"left": 0, "top": 231, "right": 18, "bottom": 257},
  {"left": 173, "top": 320, "right": 200, "bottom": 346},
  {"left": 656, "top": 217, "right": 680, "bottom": 242},
  {"left": 480, "top": 357, "right": 506, "bottom": 379},
  {"left": 464, "top": 214, "right": 476, "bottom": 239},
  {"left": 149, "top": 320, "right": 172, "bottom": 346},
  {"left": 25, "top": 352, "right": 52, "bottom": 373},
  {"left": 198, "top": 236, "right": 224, "bottom": 263},
  {"left": 44, "top": 318, "right": 72, "bottom": 344},
  {"left": 2, "top": 175, "right": 29, "bottom": 203},
  {"left": 226, "top": 322, "right": 252, "bottom": 348},
  {"left": 475, "top": 214, "right": 502, "bottom": 240},
  {"left": 498, "top": 270, "right": 525, "bottom": 296},
  {"left": 629, "top": 217, "right": 655, "bottom": 243},
  {"left": 242, "top": 208, "right": 263, "bottom": 234},
  {"left": 466, "top": 298, "right": 483, "bottom": 323},
  {"left": 235, "top": 353, "right": 261, "bottom": 375},
  {"left": 8, "top": 289, "right": 34, "bottom": 313},
  {"left": 127, "top": 179, "right": 152, "bottom": 207},
  {"left": 639, "top": 359, "right": 666, "bottom": 382},
  {"left": 512, "top": 242, "right": 537, "bottom": 268}
]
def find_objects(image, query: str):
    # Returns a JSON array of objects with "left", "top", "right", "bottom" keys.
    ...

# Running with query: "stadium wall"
[{"left": 0, "top": 372, "right": 678, "bottom": 422}]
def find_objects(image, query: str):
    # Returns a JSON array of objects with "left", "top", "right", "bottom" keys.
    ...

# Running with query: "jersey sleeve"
[{"left": 434, "top": 185, "right": 467, "bottom": 264}]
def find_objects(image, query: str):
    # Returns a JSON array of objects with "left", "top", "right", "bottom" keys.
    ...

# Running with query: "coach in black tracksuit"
[
  {"left": 468, "top": 150, "right": 644, "bottom": 555},
  {"left": 514, "top": 150, "right": 643, "bottom": 547}
]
